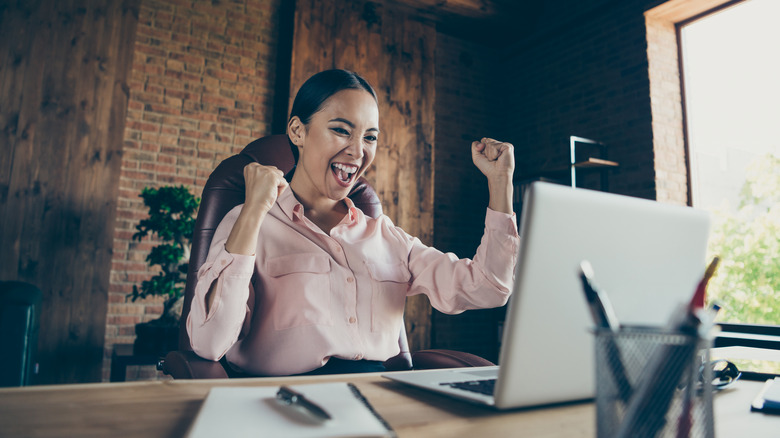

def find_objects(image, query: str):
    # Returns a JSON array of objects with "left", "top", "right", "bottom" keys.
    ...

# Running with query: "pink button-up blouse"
[{"left": 187, "top": 187, "right": 520, "bottom": 376}]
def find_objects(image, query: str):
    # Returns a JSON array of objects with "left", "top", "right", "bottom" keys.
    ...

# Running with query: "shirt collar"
[
  {"left": 276, "top": 186, "right": 360, "bottom": 225},
  {"left": 276, "top": 185, "right": 300, "bottom": 221},
  {"left": 344, "top": 197, "right": 359, "bottom": 224}
]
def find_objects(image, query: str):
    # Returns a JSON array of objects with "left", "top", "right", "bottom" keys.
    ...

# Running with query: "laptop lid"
[{"left": 493, "top": 181, "right": 710, "bottom": 409}]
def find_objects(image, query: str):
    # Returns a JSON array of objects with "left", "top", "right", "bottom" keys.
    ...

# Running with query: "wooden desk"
[{"left": 0, "top": 372, "right": 776, "bottom": 437}]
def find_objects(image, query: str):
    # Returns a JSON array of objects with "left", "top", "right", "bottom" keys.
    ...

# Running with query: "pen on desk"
[
  {"left": 276, "top": 386, "right": 332, "bottom": 421},
  {"left": 579, "top": 261, "right": 632, "bottom": 404}
]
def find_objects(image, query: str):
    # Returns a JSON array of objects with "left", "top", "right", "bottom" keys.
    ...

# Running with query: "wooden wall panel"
[
  {"left": 290, "top": 0, "right": 436, "bottom": 351},
  {"left": 0, "top": 0, "right": 139, "bottom": 384}
]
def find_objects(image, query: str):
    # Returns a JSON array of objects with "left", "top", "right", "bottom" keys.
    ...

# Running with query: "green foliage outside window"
[
  {"left": 706, "top": 153, "right": 780, "bottom": 374},
  {"left": 706, "top": 153, "right": 780, "bottom": 325},
  {"left": 126, "top": 185, "right": 200, "bottom": 323}
]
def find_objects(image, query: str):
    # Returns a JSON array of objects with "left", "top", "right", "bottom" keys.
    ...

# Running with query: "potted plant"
[{"left": 127, "top": 185, "right": 200, "bottom": 355}]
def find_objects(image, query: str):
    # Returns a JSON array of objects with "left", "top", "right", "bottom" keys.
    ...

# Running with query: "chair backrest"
[
  {"left": 179, "top": 134, "right": 386, "bottom": 351},
  {"left": 0, "top": 281, "right": 42, "bottom": 387}
]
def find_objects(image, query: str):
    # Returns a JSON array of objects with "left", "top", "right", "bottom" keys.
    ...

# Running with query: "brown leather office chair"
[{"left": 160, "top": 135, "right": 493, "bottom": 379}]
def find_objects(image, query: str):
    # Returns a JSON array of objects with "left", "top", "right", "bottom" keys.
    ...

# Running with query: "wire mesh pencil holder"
[{"left": 594, "top": 327, "right": 714, "bottom": 438}]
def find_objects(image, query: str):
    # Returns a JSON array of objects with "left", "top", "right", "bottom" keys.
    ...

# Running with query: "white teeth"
[{"left": 332, "top": 163, "right": 358, "bottom": 174}]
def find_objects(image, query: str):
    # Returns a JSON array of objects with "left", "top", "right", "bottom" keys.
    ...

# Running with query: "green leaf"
[
  {"left": 126, "top": 185, "right": 200, "bottom": 308},
  {"left": 707, "top": 153, "right": 780, "bottom": 325}
]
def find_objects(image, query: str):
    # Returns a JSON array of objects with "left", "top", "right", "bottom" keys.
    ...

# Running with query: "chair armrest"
[
  {"left": 383, "top": 350, "right": 413, "bottom": 371},
  {"left": 410, "top": 349, "right": 495, "bottom": 370},
  {"left": 159, "top": 350, "right": 229, "bottom": 380}
]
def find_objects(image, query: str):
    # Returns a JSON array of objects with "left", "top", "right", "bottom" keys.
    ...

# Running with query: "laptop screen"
[{"left": 494, "top": 182, "right": 710, "bottom": 408}]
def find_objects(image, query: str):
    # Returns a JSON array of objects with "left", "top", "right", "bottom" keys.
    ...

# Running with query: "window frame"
[{"left": 673, "top": 0, "right": 780, "bottom": 378}]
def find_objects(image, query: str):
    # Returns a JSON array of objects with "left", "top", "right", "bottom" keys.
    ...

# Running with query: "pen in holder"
[{"left": 594, "top": 327, "right": 714, "bottom": 438}]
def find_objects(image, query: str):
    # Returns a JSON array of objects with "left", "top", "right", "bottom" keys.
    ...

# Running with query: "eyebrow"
[{"left": 329, "top": 118, "right": 380, "bottom": 133}]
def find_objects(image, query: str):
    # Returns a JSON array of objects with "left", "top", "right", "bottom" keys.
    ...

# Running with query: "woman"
[{"left": 187, "top": 69, "right": 520, "bottom": 376}]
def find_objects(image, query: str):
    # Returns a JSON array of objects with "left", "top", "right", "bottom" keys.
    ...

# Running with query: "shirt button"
[
  {"left": 347, "top": 277, "right": 354, "bottom": 283},
  {"left": 335, "top": 246, "right": 342, "bottom": 253},
  {"left": 220, "top": 259, "right": 227, "bottom": 266},
  {"left": 348, "top": 316, "right": 356, "bottom": 324},
  {"left": 355, "top": 354, "right": 363, "bottom": 360}
]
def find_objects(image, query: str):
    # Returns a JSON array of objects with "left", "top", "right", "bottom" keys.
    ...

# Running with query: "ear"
[{"left": 287, "top": 116, "right": 306, "bottom": 149}]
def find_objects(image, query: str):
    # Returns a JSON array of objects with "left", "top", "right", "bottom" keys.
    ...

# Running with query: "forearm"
[
  {"left": 224, "top": 203, "right": 268, "bottom": 255},
  {"left": 487, "top": 177, "right": 513, "bottom": 215}
]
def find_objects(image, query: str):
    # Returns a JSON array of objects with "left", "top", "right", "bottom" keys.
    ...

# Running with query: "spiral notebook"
[{"left": 187, "top": 382, "right": 395, "bottom": 438}]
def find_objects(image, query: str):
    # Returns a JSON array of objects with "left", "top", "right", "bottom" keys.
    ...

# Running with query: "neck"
[{"left": 289, "top": 171, "right": 348, "bottom": 229}]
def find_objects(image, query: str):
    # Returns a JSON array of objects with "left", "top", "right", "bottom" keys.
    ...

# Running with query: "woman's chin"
[{"left": 326, "top": 181, "right": 352, "bottom": 200}]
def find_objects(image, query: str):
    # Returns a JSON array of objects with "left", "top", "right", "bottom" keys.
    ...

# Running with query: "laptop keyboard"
[{"left": 440, "top": 378, "right": 496, "bottom": 396}]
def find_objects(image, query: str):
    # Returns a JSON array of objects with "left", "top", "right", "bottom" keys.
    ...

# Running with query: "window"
[{"left": 680, "top": 0, "right": 780, "bottom": 375}]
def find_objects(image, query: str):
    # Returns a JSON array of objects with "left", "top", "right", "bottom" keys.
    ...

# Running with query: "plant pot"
[{"left": 133, "top": 319, "right": 179, "bottom": 356}]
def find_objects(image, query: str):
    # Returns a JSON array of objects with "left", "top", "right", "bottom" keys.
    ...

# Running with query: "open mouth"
[{"left": 331, "top": 162, "right": 359, "bottom": 187}]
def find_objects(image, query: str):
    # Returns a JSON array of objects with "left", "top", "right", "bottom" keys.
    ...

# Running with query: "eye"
[
  {"left": 331, "top": 127, "right": 349, "bottom": 136},
  {"left": 364, "top": 135, "right": 377, "bottom": 142}
]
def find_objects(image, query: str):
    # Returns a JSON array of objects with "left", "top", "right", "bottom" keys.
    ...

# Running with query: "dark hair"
[{"left": 288, "top": 69, "right": 377, "bottom": 162}]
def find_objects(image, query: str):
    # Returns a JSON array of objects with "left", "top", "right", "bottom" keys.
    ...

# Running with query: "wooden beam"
[
  {"left": 378, "top": 0, "right": 542, "bottom": 45},
  {"left": 0, "top": 0, "right": 139, "bottom": 384}
]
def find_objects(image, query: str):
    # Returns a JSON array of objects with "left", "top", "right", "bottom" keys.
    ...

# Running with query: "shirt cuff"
[
  {"left": 214, "top": 247, "right": 256, "bottom": 278},
  {"left": 485, "top": 208, "right": 519, "bottom": 236}
]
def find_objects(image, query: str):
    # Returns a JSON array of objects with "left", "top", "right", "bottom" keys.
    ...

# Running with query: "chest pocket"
[
  {"left": 366, "top": 261, "right": 410, "bottom": 333},
  {"left": 266, "top": 254, "right": 333, "bottom": 330}
]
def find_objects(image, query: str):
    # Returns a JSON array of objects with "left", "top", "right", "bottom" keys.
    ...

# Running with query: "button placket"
[
  {"left": 333, "top": 237, "right": 360, "bottom": 332},
  {"left": 327, "top": 236, "right": 348, "bottom": 266},
  {"left": 345, "top": 272, "right": 357, "bottom": 327}
]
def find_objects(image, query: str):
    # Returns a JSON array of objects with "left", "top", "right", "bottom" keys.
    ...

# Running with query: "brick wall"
[
  {"left": 646, "top": 2, "right": 699, "bottom": 206},
  {"left": 431, "top": 0, "right": 699, "bottom": 211},
  {"left": 104, "top": 0, "right": 284, "bottom": 381},
  {"left": 501, "top": 0, "right": 663, "bottom": 201}
]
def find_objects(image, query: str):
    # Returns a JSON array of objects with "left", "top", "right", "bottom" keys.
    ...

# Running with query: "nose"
[{"left": 344, "top": 137, "right": 364, "bottom": 160}]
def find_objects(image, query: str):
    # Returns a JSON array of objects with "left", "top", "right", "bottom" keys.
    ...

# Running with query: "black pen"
[
  {"left": 579, "top": 260, "right": 620, "bottom": 331},
  {"left": 579, "top": 260, "right": 633, "bottom": 403},
  {"left": 276, "top": 385, "right": 333, "bottom": 421}
]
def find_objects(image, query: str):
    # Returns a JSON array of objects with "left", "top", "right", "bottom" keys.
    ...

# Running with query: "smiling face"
[{"left": 288, "top": 88, "right": 380, "bottom": 203}]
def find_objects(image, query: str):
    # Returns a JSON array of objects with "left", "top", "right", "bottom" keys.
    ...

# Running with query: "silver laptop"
[{"left": 383, "top": 181, "right": 711, "bottom": 409}]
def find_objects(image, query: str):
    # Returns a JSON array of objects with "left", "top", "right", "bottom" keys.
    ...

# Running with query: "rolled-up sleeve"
[
  {"left": 186, "top": 206, "right": 256, "bottom": 361},
  {"left": 403, "top": 208, "right": 520, "bottom": 314}
]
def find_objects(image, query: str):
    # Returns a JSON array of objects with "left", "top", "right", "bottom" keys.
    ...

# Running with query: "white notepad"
[{"left": 187, "top": 382, "right": 395, "bottom": 438}]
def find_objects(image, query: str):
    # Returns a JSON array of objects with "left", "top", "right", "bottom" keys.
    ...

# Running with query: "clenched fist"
[
  {"left": 224, "top": 163, "right": 289, "bottom": 256},
  {"left": 243, "top": 163, "right": 289, "bottom": 213},
  {"left": 471, "top": 137, "right": 515, "bottom": 182},
  {"left": 471, "top": 137, "right": 515, "bottom": 214}
]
